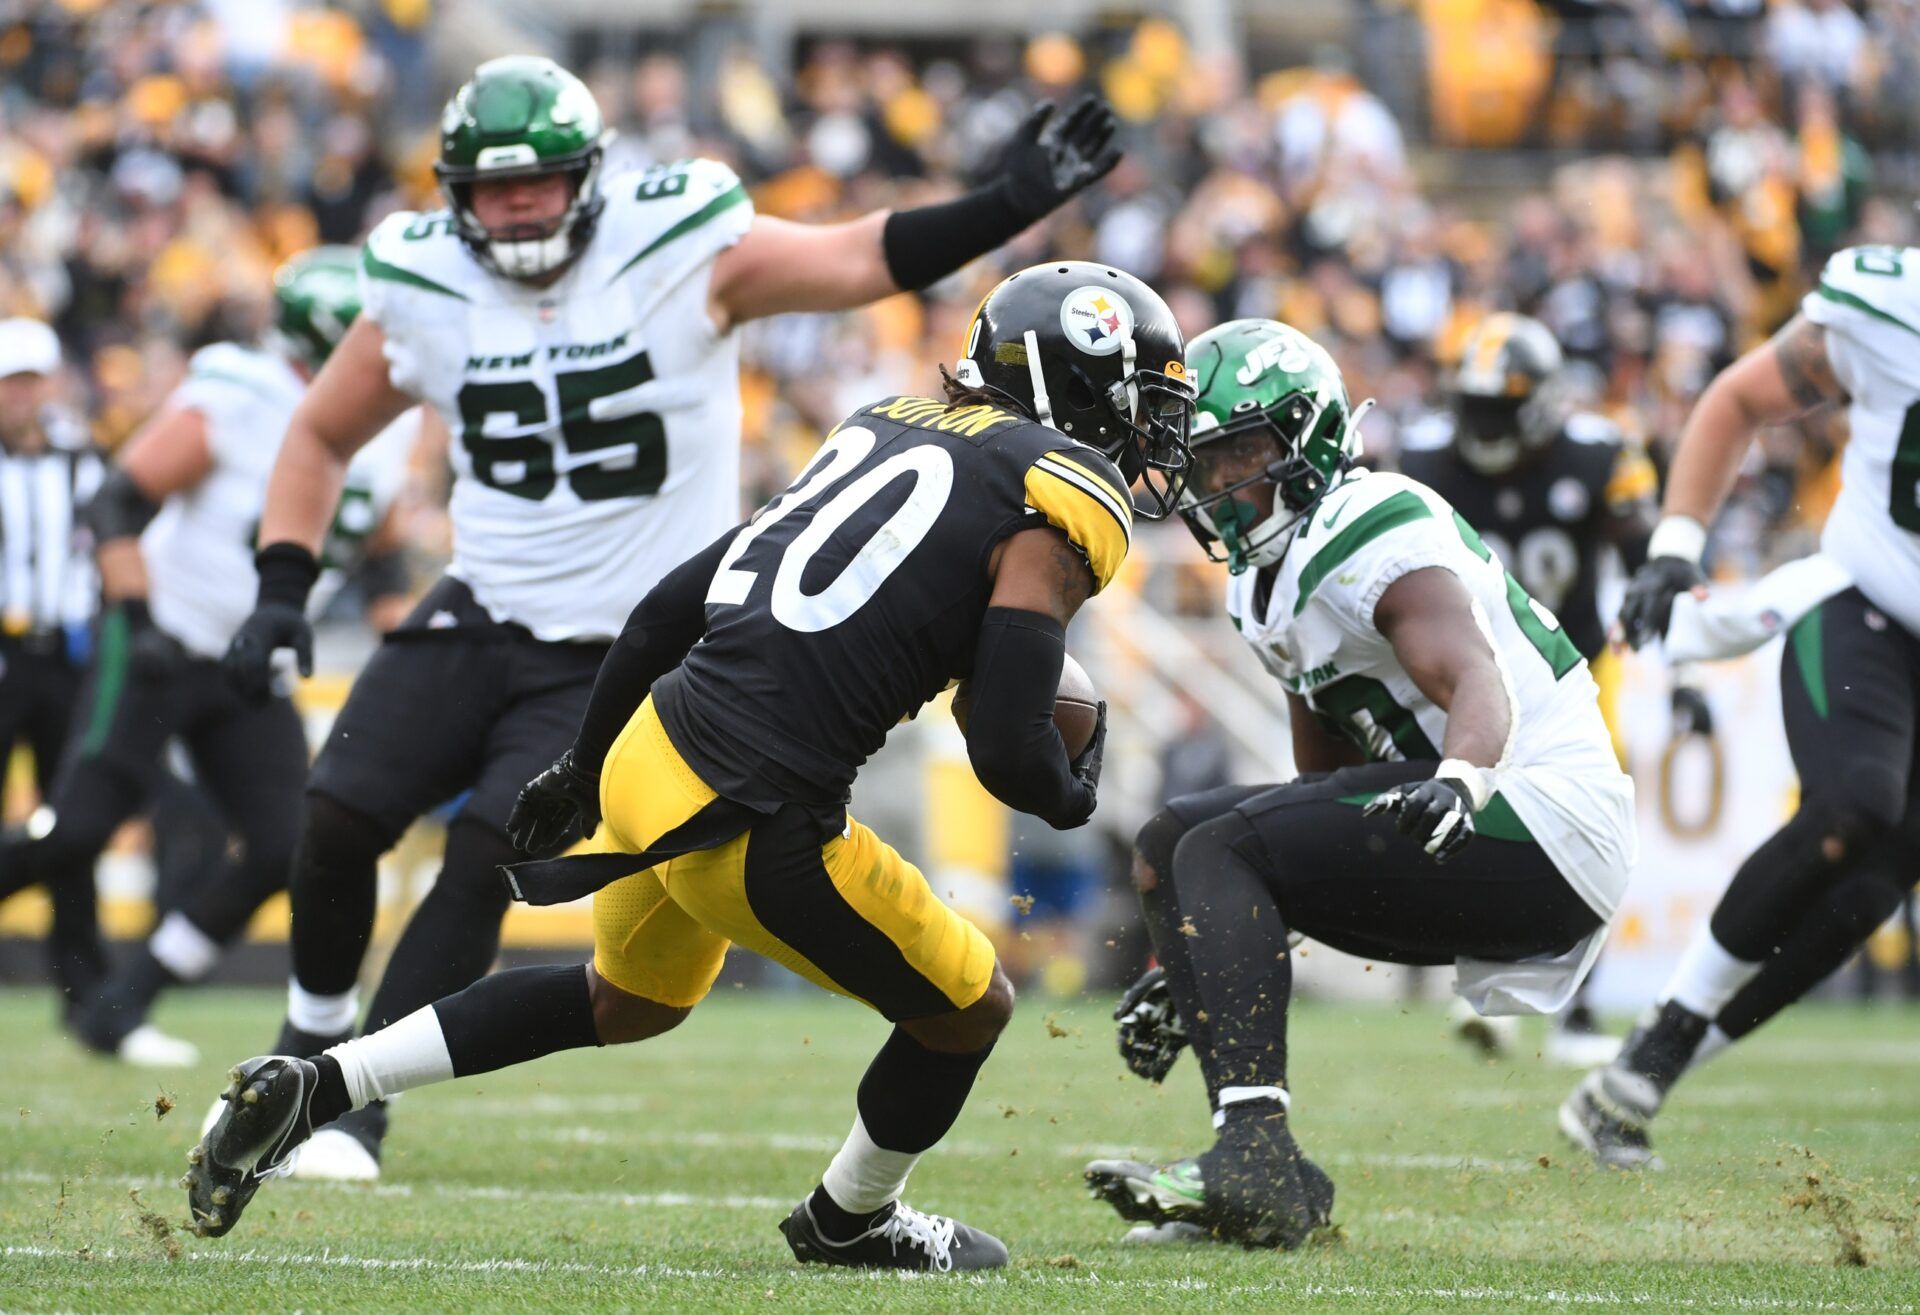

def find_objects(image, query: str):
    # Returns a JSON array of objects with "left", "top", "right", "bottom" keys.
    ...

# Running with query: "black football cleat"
[
  {"left": 1559, "top": 1068, "right": 1663, "bottom": 1171},
  {"left": 778, "top": 1197, "right": 1007, "bottom": 1272},
  {"left": 181, "top": 1057, "right": 319, "bottom": 1237},
  {"left": 1086, "top": 1129, "right": 1335, "bottom": 1250},
  {"left": 1199, "top": 1115, "right": 1329, "bottom": 1248},
  {"left": 1083, "top": 1156, "right": 1209, "bottom": 1228}
]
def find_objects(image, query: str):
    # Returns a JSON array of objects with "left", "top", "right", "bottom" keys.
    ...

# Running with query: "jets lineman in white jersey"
[
  {"left": 0, "top": 249, "right": 415, "bottom": 1069},
  {"left": 1565, "top": 244, "right": 1920, "bottom": 1171},
  {"left": 215, "top": 53, "right": 1131, "bottom": 1187},
  {"left": 1087, "top": 319, "right": 1634, "bottom": 1250}
]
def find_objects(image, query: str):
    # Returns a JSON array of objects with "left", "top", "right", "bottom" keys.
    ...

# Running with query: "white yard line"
[
  {"left": 0, "top": 1169, "right": 784, "bottom": 1211},
  {"left": 2, "top": 1243, "right": 1913, "bottom": 1312}
]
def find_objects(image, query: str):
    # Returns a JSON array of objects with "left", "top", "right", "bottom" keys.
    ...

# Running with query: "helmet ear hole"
[{"left": 1059, "top": 369, "right": 1100, "bottom": 422}]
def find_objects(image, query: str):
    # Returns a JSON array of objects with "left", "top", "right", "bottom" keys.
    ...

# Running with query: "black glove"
[
  {"left": 1061, "top": 700, "right": 1108, "bottom": 827},
  {"left": 1364, "top": 774, "right": 1478, "bottom": 864},
  {"left": 1114, "top": 964, "right": 1187, "bottom": 1083},
  {"left": 507, "top": 749, "right": 602, "bottom": 859},
  {"left": 1617, "top": 555, "right": 1703, "bottom": 651},
  {"left": 994, "top": 95, "right": 1122, "bottom": 223},
  {"left": 115, "top": 599, "right": 188, "bottom": 682},
  {"left": 223, "top": 543, "right": 319, "bottom": 700},
  {"left": 1671, "top": 684, "right": 1714, "bottom": 738}
]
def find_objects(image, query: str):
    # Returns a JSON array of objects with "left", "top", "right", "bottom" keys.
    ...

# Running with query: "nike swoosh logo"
[{"left": 1321, "top": 502, "right": 1349, "bottom": 532}]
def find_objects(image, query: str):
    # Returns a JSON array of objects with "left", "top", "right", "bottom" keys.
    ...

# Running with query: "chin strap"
[{"left": 1022, "top": 330, "right": 1052, "bottom": 427}]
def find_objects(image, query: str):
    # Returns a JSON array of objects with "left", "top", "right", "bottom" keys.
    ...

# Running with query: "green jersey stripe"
[
  {"left": 361, "top": 246, "right": 468, "bottom": 300},
  {"left": 80, "top": 607, "right": 130, "bottom": 758},
  {"left": 1294, "top": 490, "right": 1432, "bottom": 615},
  {"left": 1815, "top": 282, "right": 1920, "bottom": 338},
  {"left": 1789, "top": 603, "right": 1829, "bottom": 720},
  {"left": 610, "top": 184, "right": 750, "bottom": 284}
]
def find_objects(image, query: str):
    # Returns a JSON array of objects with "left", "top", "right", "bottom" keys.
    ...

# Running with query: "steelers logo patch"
[{"left": 1060, "top": 286, "right": 1134, "bottom": 357}]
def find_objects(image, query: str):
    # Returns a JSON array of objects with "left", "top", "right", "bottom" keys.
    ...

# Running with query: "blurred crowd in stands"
[{"left": 1, "top": 0, "right": 1914, "bottom": 596}]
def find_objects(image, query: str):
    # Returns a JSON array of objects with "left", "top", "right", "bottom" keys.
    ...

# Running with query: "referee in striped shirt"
[{"left": 0, "top": 317, "right": 108, "bottom": 1012}]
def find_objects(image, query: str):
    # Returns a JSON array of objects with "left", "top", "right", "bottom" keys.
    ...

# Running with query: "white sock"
[
  {"left": 149, "top": 912, "right": 218, "bottom": 980},
  {"left": 287, "top": 979, "right": 358, "bottom": 1036},
  {"left": 1212, "top": 1084, "right": 1290, "bottom": 1129},
  {"left": 1663, "top": 930, "right": 1761, "bottom": 1019},
  {"left": 325, "top": 1006, "right": 454, "bottom": 1111},
  {"left": 820, "top": 1115, "right": 918, "bottom": 1214}
]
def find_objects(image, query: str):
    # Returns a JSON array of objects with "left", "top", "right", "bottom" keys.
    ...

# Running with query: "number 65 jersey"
[
  {"left": 1802, "top": 245, "right": 1920, "bottom": 638},
  {"left": 652, "top": 394, "right": 1135, "bottom": 812},
  {"left": 1227, "top": 468, "right": 1637, "bottom": 918},
  {"left": 359, "top": 159, "right": 754, "bottom": 641}
]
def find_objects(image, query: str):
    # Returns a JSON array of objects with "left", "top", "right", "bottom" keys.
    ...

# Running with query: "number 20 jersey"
[
  {"left": 1802, "top": 244, "right": 1920, "bottom": 638},
  {"left": 652, "top": 395, "right": 1135, "bottom": 811},
  {"left": 359, "top": 159, "right": 755, "bottom": 641}
]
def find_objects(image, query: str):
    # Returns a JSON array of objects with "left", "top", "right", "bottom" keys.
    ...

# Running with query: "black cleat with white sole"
[
  {"left": 1559, "top": 1068, "right": 1663, "bottom": 1171},
  {"left": 181, "top": 1056, "right": 319, "bottom": 1237},
  {"left": 778, "top": 1197, "right": 1007, "bottom": 1272}
]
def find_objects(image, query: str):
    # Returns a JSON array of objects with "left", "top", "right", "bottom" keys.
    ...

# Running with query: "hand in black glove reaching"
[
  {"left": 994, "top": 95, "right": 1123, "bottom": 223},
  {"left": 1617, "top": 555, "right": 1704, "bottom": 651},
  {"left": 1114, "top": 964, "right": 1188, "bottom": 1083},
  {"left": 507, "top": 749, "right": 602, "bottom": 859},
  {"left": 223, "top": 543, "right": 319, "bottom": 700}
]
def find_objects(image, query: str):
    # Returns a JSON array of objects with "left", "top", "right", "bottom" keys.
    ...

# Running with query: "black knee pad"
[
  {"left": 433, "top": 817, "right": 519, "bottom": 912},
  {"left": 1133, "top": 807, "right": 1192, "bottom": 892},
  {"left": 302, "top": 791, "right": 396, "bottom": 874},
  {"left": 1794, "top": 788, "right": 1900, "bottom": 866}
]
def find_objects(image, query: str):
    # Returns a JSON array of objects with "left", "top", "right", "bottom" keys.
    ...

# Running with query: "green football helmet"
[
  {"left": 272, "top": 246, "right": 361, "bottom": 371},
  {"left": 435, "top": 56, "right": 609, "bottom": 280},
  {"left": 1179, "top": 319, "right": 1370, "bottom": 573}
]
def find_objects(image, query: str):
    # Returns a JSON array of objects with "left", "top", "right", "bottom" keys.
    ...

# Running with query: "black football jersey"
[
  {"left": 652, "top": 395, "right": 1133, "bottom": 810},
  {"left": 1398, "top": 413, "right": 1655, "bottom": 659}
]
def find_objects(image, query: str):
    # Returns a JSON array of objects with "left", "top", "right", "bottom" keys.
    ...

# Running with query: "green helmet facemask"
[
  {"left": 436, "top": 56, "right": 609, "bottom": 281},
  {"left": 1178, "top": 318, "right": 1370, "bottom": 574},
  {"left": 272, "top": 246, "right": 362, "bottom": 370}
]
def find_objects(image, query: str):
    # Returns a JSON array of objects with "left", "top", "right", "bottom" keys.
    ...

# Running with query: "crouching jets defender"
[
  {"left": 1085, "top": 319, "right": 1636, "bottom": 1248},
  {"left": 184, "top": 263, "right": 1195, "bottom": 1270}
]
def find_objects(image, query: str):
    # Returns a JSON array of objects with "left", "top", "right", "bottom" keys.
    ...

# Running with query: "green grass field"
[{"left": 2, "top": 987, "right": 1917, "bottom": 1313}]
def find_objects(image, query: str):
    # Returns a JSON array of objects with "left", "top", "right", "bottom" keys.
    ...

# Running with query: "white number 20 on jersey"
[{"left": 706, "top": 426, "right": 955, "bottom": 632}]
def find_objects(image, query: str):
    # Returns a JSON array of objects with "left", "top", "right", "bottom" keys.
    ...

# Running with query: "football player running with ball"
[
  {"left": 185, "top": 263, "right": 1194, "bottom": 1271},
  {"left": 1085, "top": 319, "right": 1636, "bottom": 1248},
  {"left": 216, "top": 56, "right": 1125, "bottom": 1179},
  {"left": 1561, "top": 244, "right": 1920, "bottom": 1171}
]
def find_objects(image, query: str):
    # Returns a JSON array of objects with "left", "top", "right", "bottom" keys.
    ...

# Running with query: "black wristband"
[
  {"left": 114, "top": 597, "right": 155, "bottom": 631},
  {"left": 254, "top": 541, "right": 321, "bottom": 611},
  {"left": 881, "top": 181, "right": 1030, "bottom": 292}
]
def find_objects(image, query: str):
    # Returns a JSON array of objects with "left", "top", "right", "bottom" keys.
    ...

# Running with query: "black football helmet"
[
  {"left": 954, "top": 261, "right": 1195, "bottom": 518},
  {"left": 1448, "top": 312, "right": 1567, "bottom": 476}
]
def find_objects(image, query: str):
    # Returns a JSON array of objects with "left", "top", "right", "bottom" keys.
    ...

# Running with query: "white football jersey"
[
  {"left": 359, "top": 159, "right": 755, "bottom": 641},
  {"left": 1226, "top": 469, "right": 1637, "bottom": 920},
  {"left": 1802, "top": 245, "right": 1920, "bottom": 638},
  {"left": 143, "top": 343, "right": 419, "bottom": 659}
]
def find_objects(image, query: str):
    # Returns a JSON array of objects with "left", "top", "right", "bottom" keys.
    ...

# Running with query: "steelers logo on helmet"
[{"left": 1060, "top": 285, "right": 1135, "bottom": 356}]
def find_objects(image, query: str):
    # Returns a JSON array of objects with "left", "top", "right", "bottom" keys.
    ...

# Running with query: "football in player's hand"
[{"left": 952, "top": 653, "right": 1101, "bottom": 758}]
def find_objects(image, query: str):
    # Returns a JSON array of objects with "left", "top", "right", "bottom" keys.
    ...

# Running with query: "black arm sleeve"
[
  {"left": 881, "top": 185, "right": 1031, "bottom": 293},
  {"left": 572, "top": 529, "right": 736, "bottom": 772},
  {"left": 81, "top": 467, "right": 159, "bottom": 543},
  {"left": 964, "top": 606, "right": 1092, "bottom": 830}
]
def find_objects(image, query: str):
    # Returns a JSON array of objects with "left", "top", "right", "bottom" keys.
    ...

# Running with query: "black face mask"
[{"left": 1080, "top": 360, "right": 1195, "bottom": 521}]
